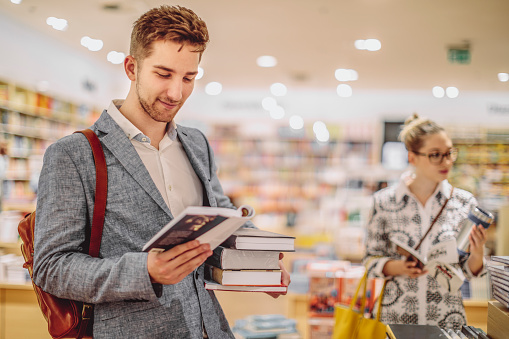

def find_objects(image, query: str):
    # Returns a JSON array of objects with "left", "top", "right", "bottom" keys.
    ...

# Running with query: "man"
[{"left": 33, "top": 5, "right": 290, "bottom": 338}]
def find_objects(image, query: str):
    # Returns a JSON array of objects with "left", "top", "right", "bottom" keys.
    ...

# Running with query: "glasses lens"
[
  {"left": 449, "top": 148, "right": 458, "bottom": 162},
  {"left": 428, "top": 152, "right": 441, "bottom": 164}
]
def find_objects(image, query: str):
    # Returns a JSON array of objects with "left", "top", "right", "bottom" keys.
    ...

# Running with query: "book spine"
[
  {"left": 205, "top": 247, "right": 225, "bottom": 268},
  {"left": 220, "top": 236, "right": 238, "bottom": 249},
  {"left": 211, "top": 266, "right": 225, "bottom": 284}
]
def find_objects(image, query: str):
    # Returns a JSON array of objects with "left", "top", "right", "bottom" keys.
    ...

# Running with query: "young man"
[{"left": 33, "top": 6, "right": 290, "bottom": 338}]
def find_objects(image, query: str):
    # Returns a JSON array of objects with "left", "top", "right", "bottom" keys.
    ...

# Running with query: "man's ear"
[{"left": 124, "top": 55, "right": 137, "bottom": 81}]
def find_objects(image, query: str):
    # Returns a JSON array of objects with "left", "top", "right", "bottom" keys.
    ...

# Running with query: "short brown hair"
[
  {"left": 398, "top": 113, "right": 445, "bottom": 152},
  {"left": 130, "top": 5, "right": 209, "bottom": 62}
]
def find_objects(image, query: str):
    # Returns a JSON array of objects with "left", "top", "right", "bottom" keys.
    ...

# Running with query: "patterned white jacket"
[{"left": 364, "top": 175, "right": 486, "bottom": 331}]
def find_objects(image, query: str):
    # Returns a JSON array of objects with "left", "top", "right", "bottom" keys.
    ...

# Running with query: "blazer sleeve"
[{"left": 33, "top": 137, "right": 160, "bottom": 304}]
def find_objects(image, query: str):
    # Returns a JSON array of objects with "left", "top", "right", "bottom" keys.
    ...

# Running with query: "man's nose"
[{"left": 166, "top": 79, "right": 183, "bottom": 101}]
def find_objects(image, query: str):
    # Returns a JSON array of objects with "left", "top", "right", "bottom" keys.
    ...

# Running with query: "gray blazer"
[{"left": 33, "top": 111, "right": 249, "bottom": 338}]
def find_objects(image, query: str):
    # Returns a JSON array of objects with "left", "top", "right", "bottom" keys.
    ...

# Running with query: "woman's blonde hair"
[
  {"left": 398, "top": 113, "right": 445, "bottom": 152},
  {"left": 130, "top": 5, "right": 209, "bottom": 63}
]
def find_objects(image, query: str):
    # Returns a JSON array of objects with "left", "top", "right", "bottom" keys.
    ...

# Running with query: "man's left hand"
[{"left": 266, "top": 252, "right": 291, "bottom": 299}]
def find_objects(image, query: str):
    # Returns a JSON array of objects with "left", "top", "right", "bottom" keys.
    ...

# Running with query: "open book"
[
  {"left": 391, "top": 236, "right": 465, "bottom": 292},
  {"left": 143, "top": 205, "right": 255, "bottom": 252}
]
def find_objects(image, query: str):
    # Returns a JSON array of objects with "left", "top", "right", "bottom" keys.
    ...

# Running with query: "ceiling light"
[
  {"left": 196, "top": 67, "right": 204, "bottom": 80},
  {"left": 205, "top": 82, "right": 222, "bottom": 95},
  {"left": 313, "top": 121, "right": 327, "bottom": 135},
  {"left": 262, "top": 97, "right": 277, "bottom": 111},
  {"left": 335, "top": 69, "right": 358, "bottom": 81},
  {"left": 257, "top": 56, "right": 277, "bottom": 68},
  {"left": 337, "top": 84, "right": 353, "bottom": 97},
  {"left": 10, "top": 0, "right": 22, "bottom": 4},
  {"left": 498, "top": 73, "right": 509, "bottom": 82},
  {"left": 446, "top": 87, "right": 459, "bottom": 98},
  {"left": 81, "top": 36, "right": 103, "bottom": 51},
  {"left": 269, "top": 106, "right": 285, "bottom": 120},
  {"left": 107, "top": 51, "right": 125, "bottom": 64},
  {"left": 289, "top": 115, "right": 304, "bottom": 130},
  {"left": 432, "top": 86, "right": 445, "bottom": 98},
  {"left": 46, "top": 17, "right": 68, "bottom": 31},
  {"left": 355, "top": 39, "right": 381, "bottom": 51},
  {"left": 270, "top": 83, "right": 287, "bottom": 96}
]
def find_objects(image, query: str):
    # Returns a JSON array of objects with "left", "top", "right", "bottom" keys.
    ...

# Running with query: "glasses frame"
[{"left": 413, "top": 147, "right": 458, "bottom": 165}]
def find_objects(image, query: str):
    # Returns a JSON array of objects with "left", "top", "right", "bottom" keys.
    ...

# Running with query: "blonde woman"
[{"left": 364, "top": 114, "right": 487, "bottom": 331}]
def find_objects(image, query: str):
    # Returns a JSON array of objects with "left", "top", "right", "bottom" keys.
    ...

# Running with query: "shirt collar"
[
  {"left": 106, "top": 99, "right": 178, "bottom": 141},
  {"left": 395, "top": 170, "right": 452, "bottom": 203}
]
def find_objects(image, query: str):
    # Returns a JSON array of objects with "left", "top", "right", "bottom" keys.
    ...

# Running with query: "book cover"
[
  {"left": 207, "top": 265, "right": 282, "bottom": 286},
  {"left": 142, "top": 205, "right": 254, "bottom": 252},
  {"left": 205, "top": 246, "right": 280, "bottom": 270},
  {"left": 391, "top": 236, "right": 464, "bottom": 292},
  {"left": 221, "top": 228, "right": 295, "bottom": 251},
  {"left": 386, "top": 324, "right": 449, "bottom": 338},
  {"left": 203, "top": 280, "right": 287, "bottom": 293}
]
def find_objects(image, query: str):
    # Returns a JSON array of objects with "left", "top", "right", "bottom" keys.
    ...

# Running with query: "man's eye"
[
  {"left": 429, "top": 153, "right": 441, "bottom": 159},
  {"left": 157, "top": 73, "right": 171, "bottom": 78}
]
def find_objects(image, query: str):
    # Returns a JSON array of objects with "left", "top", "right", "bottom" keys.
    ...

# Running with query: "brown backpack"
[{"left": 18, "top": 129, "right": 107, "bottom": 339}]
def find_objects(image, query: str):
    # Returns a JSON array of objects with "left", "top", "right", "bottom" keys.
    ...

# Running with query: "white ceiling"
[{"left": 1, "top": 0, "right": 509, "bottom": 93}]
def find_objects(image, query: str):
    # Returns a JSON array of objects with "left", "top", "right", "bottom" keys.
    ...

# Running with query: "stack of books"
[
  {"left": 487, "top": 256, "right": 509, "bottom": 308},
  {"left": 204, "top": 228, "right": 295, "bottom": 293}
]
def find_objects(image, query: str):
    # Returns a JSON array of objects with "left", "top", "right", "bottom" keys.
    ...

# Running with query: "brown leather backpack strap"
[
  {"left": 74, "top": 129, "right": 107, "bottom": 258},
  {"left": 415, "top": 187, "right": 454, "bottom": 250}
]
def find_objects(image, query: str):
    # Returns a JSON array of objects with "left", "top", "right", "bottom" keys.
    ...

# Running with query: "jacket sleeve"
[
  {"left": 33, "top": 137, "right": 160, "bottom": 304},
  {"left": 363, "top": 195, "right": 400, "bottom": 278}
]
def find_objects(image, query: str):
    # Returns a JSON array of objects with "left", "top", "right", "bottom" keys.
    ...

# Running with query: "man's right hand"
[{"left": 147, "top": 240, "right": 212, "bottom": 285}]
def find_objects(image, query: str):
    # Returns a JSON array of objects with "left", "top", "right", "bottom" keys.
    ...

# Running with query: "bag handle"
[{"left": 74, "top": 129, "right": 107, "bottom": 258}]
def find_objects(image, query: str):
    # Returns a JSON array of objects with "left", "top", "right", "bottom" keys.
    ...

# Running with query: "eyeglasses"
[{"left": 413, "top": 148, "right": 458, "bottom": 165}]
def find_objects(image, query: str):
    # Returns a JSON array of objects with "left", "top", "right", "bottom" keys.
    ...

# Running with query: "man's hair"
[{"left": 130, "top": 5, "right": 209, "bottom": 62}]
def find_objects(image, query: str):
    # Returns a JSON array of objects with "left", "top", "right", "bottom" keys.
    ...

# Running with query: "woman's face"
[{"left": 409, "top": 131, "right": 455, "bottom": 184}]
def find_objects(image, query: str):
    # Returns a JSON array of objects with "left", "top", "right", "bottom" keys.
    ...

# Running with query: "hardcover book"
[
  {"left": 206, "top": 265, "right": 282, "bottom": 286},
  {"left": 221, "top": 228, "right": 295, "bottom": 251},
  {"left": 386, "top": 324, "right": 449, "bottom": 338},
  {"left": 204, "top": 280, "right": 287, "bottom": 293},
  {"left": 205, "top": 246, "right": 280, "bottom": 270},
  {"left": 142, "top": 205, "right": 254, "bottom": 252},
  {"left": 391, "top": 236, "right": 465, "bottom": 292}
]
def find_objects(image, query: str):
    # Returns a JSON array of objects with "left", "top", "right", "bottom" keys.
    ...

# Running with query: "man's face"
[{"left": 134, "top": 40, "right": 200, "bottom": 123}]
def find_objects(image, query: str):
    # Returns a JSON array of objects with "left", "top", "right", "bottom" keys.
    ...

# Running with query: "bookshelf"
[{"left": 0, "top": 79, "right": 99, "bottom": 213}]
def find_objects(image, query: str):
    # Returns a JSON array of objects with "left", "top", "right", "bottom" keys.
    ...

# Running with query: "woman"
[{"left": 364, "top": 114, "right": 487, "bottom": 331}]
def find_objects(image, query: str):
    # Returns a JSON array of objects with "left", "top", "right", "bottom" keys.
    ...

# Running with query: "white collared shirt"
[{"left": 106, "top": 100, "right": 203, "bottom": 216}]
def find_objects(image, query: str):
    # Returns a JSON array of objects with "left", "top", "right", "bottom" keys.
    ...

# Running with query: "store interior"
[{"left": 0, "top": 0, "right": 508, "bottom": 338}]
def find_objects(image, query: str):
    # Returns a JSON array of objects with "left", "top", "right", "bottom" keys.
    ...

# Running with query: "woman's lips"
[{"left": 439, "top": 169, "right": 449, "bottom": 175}]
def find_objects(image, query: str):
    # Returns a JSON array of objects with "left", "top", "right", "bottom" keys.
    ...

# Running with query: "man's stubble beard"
[{"left": 135, "top": 76, "right": 179, "bottom": 123}]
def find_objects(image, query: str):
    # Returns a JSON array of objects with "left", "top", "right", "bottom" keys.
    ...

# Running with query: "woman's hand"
[
  {"left": 382, "top": 259, "right": 428, "bottom": 278},
  {"left": 467, "top": 224, "right": 487, "bottom": 276}
]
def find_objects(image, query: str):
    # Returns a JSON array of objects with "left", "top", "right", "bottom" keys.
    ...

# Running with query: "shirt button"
[
  {"left": 141, "top": 137, "right": 147, "bottom": 142},
  {"left": 168, "top": 185, "right": 172, "bottom": 191}
]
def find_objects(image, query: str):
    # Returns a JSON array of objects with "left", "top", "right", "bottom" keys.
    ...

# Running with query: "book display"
[
  {"left": 487, "top": 256, "right": 509, "bottom": 308},
  {"left": 0, "top": 79, "right": 98, "bottom": 212},
  {"left": 487, "top": 300, "right": 509, "bottom": 339}
]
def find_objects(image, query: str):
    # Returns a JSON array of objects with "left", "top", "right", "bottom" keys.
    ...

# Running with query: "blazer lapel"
[
  {"left": 94, "top": 112, "right": 173, "bottom": 218},
  {"left": 177, "top": 128, "right": 213, "bottom": 204}
]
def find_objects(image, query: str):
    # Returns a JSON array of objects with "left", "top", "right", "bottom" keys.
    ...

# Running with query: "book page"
[{"left": 425, "top": 238, "right": 459, "bottom": 265}]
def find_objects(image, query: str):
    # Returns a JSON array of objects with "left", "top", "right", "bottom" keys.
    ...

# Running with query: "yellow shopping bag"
[{"left": 332, "top": 269, "right": 387, "bottom": 339}]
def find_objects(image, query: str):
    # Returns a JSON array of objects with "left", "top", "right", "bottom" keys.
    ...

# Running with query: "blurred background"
[{"left": 0, "top": 1, "right": 508, "bottom": 338}]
